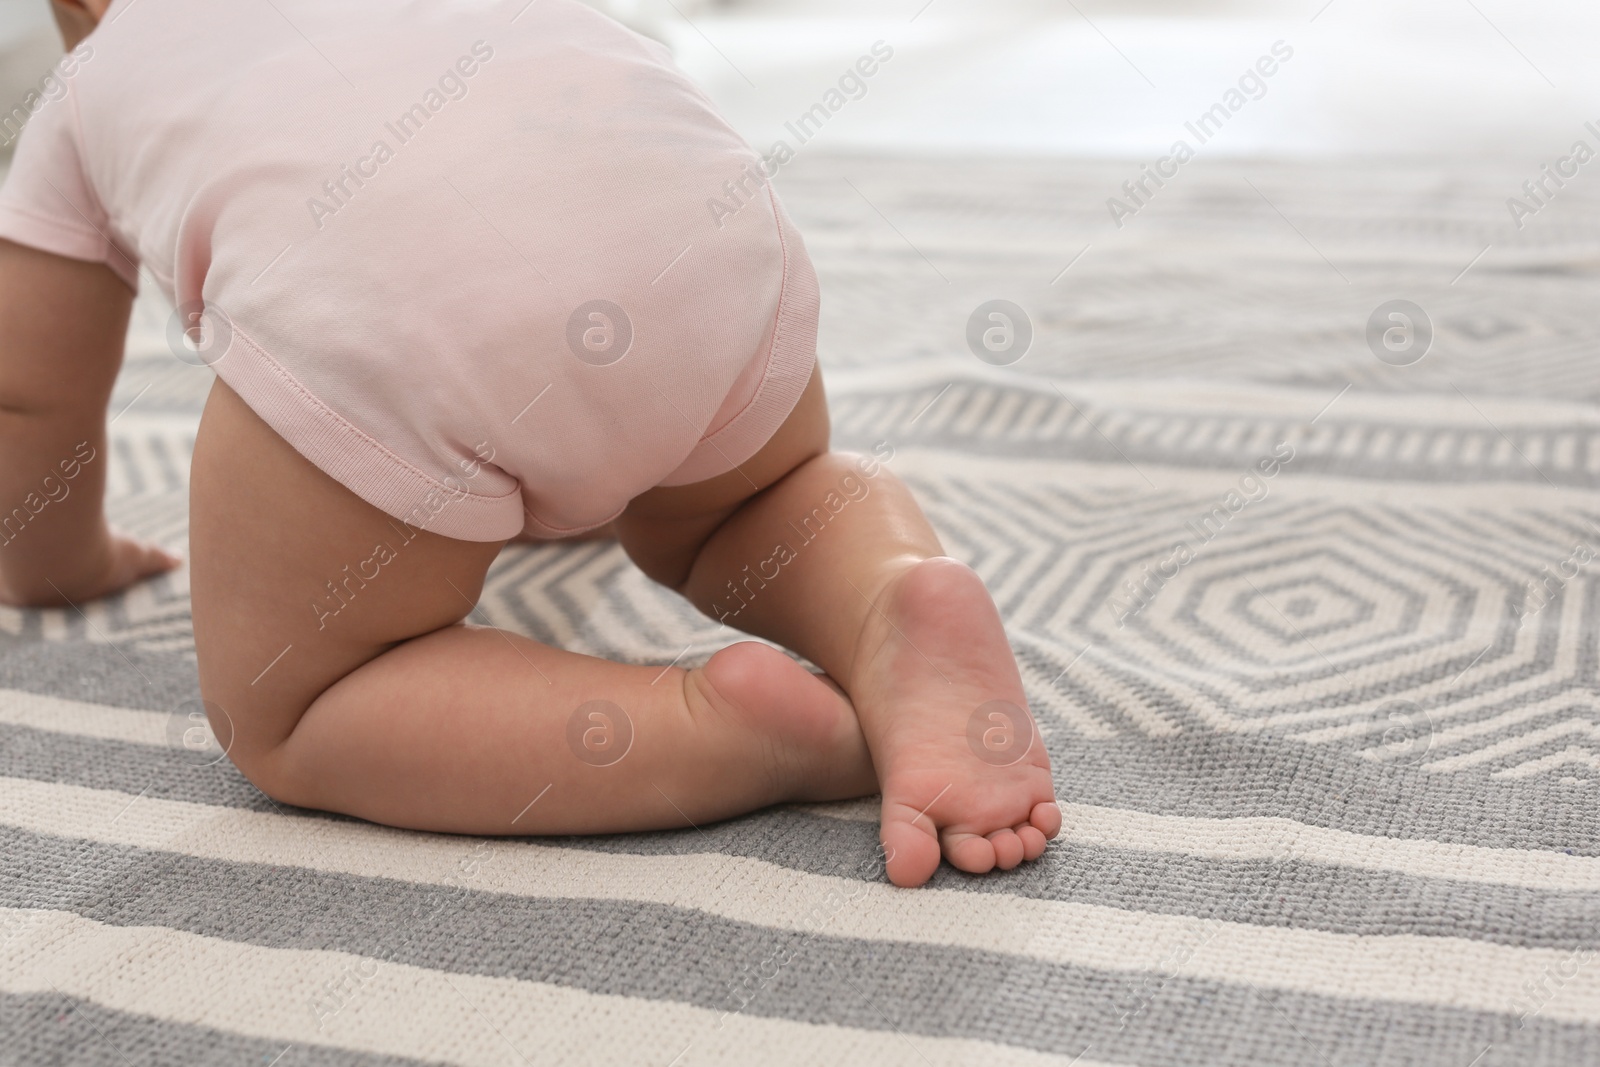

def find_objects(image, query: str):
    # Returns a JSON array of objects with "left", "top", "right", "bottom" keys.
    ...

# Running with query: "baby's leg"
[
  {"left": 189, "top": 380, "right": 874, "bottom": 834},
  {"left": 617, "top": 367, "right": 1061, "bottom": 888}
]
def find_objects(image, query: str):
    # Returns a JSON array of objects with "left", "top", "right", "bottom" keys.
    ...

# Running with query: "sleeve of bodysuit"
[{"left": 0, "top": 55, "right": 138, "bottom": 289}]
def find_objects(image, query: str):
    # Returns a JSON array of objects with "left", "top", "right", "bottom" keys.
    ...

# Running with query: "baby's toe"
[
  {"left": 1015, "top": 823, "right": 1048, "bottom": 860},
  {"left": 941, "top": 830, "right": 997, "bottom": 874},
  {"left": 987, "top": 828, "right": 1025, "bottom": 869},
  {"left": 1030, "top": 800, "right": 1063, "bottom": 839},
  {"left": 880, "top": 805, "right": 941, "bottom": 888}
]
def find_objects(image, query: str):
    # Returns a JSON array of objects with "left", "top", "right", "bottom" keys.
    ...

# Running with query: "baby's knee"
[
  {"left": 192, "top": 665, "right": 318, "bottom": 809},
  {"left": 223, "top": 726, "right": 315, "bottom": 810},
  {"left": 227, "top": 736, "right": 314, "bottom": 808}
]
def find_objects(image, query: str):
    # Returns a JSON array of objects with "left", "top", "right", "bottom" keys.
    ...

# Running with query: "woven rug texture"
[{"left": 1, "top": 151, "right": 1598, "bottom": 1065}]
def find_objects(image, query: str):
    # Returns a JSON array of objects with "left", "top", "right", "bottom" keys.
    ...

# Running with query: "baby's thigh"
[
  {"left": 614, "top": 362, "right": 830, "bottom": 588},
  {"left": 188, "top": 379, "right": 502, "bottom": 786}
]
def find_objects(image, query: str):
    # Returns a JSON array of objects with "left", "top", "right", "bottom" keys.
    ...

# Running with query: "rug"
[{"left": 1, "top": 150, "right": 1597, "bottom": 1065}]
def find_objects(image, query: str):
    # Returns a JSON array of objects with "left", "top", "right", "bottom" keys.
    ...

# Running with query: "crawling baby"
[{"left": 0, "top": 0, "right": 1059, "bottom": 888}]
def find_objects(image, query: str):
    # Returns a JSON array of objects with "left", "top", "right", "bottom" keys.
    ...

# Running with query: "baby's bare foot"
[
  {"left": 848, "top": 557, "right": 1060, "bottom": 888},
  {"left": 684, "top": 641, "right": 877, "bottom": 807}
]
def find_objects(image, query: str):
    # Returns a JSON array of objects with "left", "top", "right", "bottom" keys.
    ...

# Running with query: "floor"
[{"left": 2, "top": 150, "right": 1597, "bottom": 1065}]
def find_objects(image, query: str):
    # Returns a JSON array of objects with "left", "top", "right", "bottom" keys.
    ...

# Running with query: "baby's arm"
[{"left": 0, "top": 239, "right": 178, "bottom": 606}]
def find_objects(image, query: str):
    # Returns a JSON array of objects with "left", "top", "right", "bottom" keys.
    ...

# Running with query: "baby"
[{"left": 0, "top": 0, "right": 1059, "bottom": 888}]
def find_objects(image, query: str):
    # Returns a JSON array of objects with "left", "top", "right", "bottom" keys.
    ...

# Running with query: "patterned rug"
[{"left": 2, "top": 151, "right": 1598, "bottom": 1066}]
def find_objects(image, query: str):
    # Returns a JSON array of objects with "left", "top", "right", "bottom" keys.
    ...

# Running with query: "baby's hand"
[{"left": 0, "top": 530, "right": 181, "bottom": 608}]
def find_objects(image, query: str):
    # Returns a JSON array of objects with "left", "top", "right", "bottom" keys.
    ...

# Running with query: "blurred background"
[
  {"left": 622, "top": 0, "right": 1598, "bottom": 160},
  {"left": 4, "top": 0, "right": 1598, "bottom": 159}
]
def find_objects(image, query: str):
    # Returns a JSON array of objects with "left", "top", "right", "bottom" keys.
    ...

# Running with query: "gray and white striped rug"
[{"left": 2, "top": 152, "right": 1598, "bottom": 1065}]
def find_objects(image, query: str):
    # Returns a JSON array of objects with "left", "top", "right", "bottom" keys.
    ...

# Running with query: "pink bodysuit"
[{"left": 0, "top": 0, "right": 818, "bottom": 539}]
